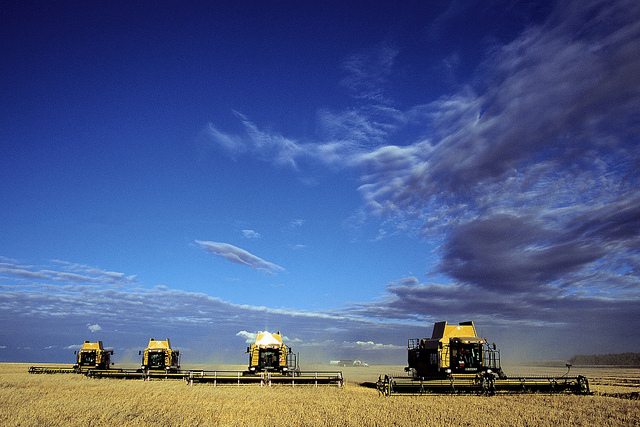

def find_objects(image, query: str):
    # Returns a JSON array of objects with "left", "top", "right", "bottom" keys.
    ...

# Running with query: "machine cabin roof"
[
  {"left": 146, "top": 338, "right": 173, "bottom": 350},
  {"left": 254, "top": 331, "right": 284, "bottom": 348},
  {"left": 431, "top": 321, "right": 481, "bottom": 343},
  {"left": 80, "top": 341, "right": 104, "bottom": 351}
]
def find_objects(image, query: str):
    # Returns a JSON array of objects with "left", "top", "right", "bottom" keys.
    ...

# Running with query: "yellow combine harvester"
[
  {"left": 140, "top": 338, "right": 180, "bottom": 372},
  {"left": 246, "top": 331, "right": 296, "bottom": 374},
  {"left": 29, "top": 340, "right": 113, "bottom": 374},
  {"left": 378, "top": 321, "right": 590, "bottom": 396},
  {"left": 186, "top": 330, "right": 343, "bottom": 387}
]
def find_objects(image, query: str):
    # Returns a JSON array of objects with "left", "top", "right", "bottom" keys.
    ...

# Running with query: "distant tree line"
[{"left": 569, "top": 352, "right": 640, "bottom": 366}]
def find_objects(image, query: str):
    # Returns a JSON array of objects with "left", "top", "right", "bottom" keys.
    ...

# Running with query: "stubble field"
[{"left": 1, "top": 363, "right": 638, "bottom": 426}]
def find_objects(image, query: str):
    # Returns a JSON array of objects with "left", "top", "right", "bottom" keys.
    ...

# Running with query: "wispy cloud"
[
  {"left": 241, "top": 229, "right": 262, "bottom": 239},
  {"left": 64, "top": 344, "right": 82, "bottom": 350},
  {"left": 288, "top": 219, "right": 305, "bottom": 229},
  {"left": 0, "top": 260, "right": 136, "bottom": 285},
  {"left": 236, "top": 330, "right": 256, "bottom": 343},
  {"left": 340, "top": 42, "right": 398, "bottom": 104},
  {"left": 195, "top": 240, "right": 284, "bottom": 273}
]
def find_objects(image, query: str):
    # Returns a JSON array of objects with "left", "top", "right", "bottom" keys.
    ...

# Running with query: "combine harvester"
[
  {"left": 378, "top": 321, "right": 590, "bottom": 396},
  {"left": 86, "top": 338, "right": 184, "bottom": 380},
  {"left": 29, "top": 341, "right": 113, "bottom": 374},
  {"left": 187, "top": 331, "right": 343, "bottom": 387}
]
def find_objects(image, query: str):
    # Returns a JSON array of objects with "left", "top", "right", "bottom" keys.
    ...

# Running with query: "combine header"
[
  {"left": 378, "top": 321, "right": 590, "bottom": 396},
  {"left": 29, "top": 340, "right": 113, "bottom": 374}
]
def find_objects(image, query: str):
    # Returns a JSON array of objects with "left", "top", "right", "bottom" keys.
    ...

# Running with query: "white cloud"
[
  {"left": 241, "top": 229, "right": 261, "bottom": 239},
  {"left": 0, "top": 259, "right": 135, "bottom": 285},
  {"left": 195, "top": 240, "right": 284, "bottom": 273},
  {"left": 87, "top": 323, "right": 102, "bottom": 333},
  {"left": 340, "top": 43, "right": 398, "bottom": 103},
  {"left": 236, "top": 330, "right": 256, "bottom": 343},
  {"left": 64, "top": 344, "right": 82, "bottom": 350},
  {"left": 288, "top": 219, "right": 305, "bottom": 229}
]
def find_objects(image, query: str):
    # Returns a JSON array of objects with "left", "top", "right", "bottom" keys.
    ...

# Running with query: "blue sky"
[{"left": 1, "top": 0, "right": 639, "bottom": 364}]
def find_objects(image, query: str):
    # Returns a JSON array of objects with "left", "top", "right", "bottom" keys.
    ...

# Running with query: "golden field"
[{"left": 1, "top": 363, "right": 639, "bottom": 426}]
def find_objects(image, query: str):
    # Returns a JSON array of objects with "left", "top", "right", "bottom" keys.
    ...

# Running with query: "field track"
[{"left": 2, "top": 363, "right": 639, "bottom": 426}]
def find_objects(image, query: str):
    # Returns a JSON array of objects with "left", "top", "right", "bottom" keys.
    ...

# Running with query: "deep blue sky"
[{"left": 1, "top": 0, "right": 638, "bottom": 364}]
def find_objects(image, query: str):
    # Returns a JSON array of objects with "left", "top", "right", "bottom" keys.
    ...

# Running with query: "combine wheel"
[
  {"left": 376, "top": 376, "right": 386, "bottom": 396},
  {"left": 576, "top": 375, "right": 590, "bottom": 395}
]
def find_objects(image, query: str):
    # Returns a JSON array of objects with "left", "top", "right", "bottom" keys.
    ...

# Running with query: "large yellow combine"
[
  {"left": 28, "top": 340, "right": 113, "bottom": 374},
  {"left": 75, "top": 340, "right": 113, "bottom": 370},
  {"left": 246, "top": 331, "right": 296, "bottom": 374},
  {"left": 187, "top": 330, "right": 343, "bottom": 386},
  {"left": 140, "top": 338, "right": 180, "bottom": 372},
  {"left": 406, "top": 321, "right": 503, "bottom": 379},
  {"left": 378, "top": 321, "right": 591, "bottom": 396}
]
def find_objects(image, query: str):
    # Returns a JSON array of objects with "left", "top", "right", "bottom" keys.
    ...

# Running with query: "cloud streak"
[
  {"left": 195, "top": 240, "right": 284, "bottom": 273},
  {"left": 0, "top": 260, "right": 136, "bottom": 285},
  {"left": 241, "top": 229, "right": 261, "bottom": 239},
  {"left": 340, "top": 42, "right": 398, "bottom": 103}
]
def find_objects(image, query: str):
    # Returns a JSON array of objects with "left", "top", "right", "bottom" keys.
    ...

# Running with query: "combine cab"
[
  {"left": 246, "top": 331, "right": 296, "bottom": 374},
  {"left": 141, "top": 338, "right": 180, "bottom": 372},
  {"left": 406, "top": 321, "right": 503, "bottom": 379},
  {"left": 29, "top": 340, "right": 113, "bottom": 374},
  {"left": 378, "top": 321, "right": 590, "bottom": 396},
  {"left": 75, "top": 340, "right": 113, "bottom": 370}
]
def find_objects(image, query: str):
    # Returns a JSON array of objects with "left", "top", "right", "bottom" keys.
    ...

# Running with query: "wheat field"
[{"left": 1, "top": 363, "right": 638, "bottom": 426}]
